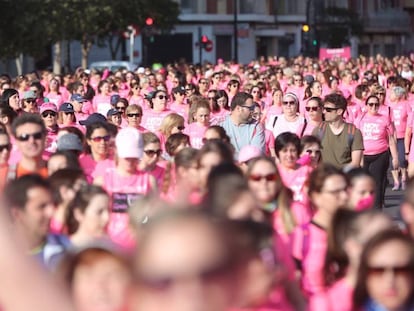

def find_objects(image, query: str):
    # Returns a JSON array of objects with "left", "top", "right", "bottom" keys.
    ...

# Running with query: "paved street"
[{"left": 383, "top": 173, "right": 404, "bottom": 225}]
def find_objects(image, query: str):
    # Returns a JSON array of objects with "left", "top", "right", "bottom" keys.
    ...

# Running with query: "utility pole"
[{"left": 233, "top": 0, "right": 238, "bottom": 63}]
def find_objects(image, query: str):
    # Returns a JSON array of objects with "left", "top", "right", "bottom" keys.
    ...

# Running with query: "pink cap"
[
  {"left": 39, "top": 103, "right": 57, "bottom": 114},
  {"left": 238, "top": 145, "right": 262, "bottom": 163}
]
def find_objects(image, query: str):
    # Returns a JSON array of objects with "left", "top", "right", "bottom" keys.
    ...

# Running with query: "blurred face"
[
  {"left": 217, "top": 97, "right": 227, "bottom": 108},
  {"left": 142, "top": 142, "right": 161, "bottom": 167},
  {"left": 348, "top": 176, "right": 375, "bottom": 210},
  {"left": 204, "top": 128, "right": 221, "bottom": 141},
  {"left": 152, "top": 93, "right": 167, "bottom": 111},
  {"left": 252, "top": 106, "right": 261, "bottom": 123},
  {"left": 251, "top": 87, "right": 260, "bottom": 100},
  {"left": 8, "top": 93, "right": 20, "bottom": 110},
  {"left": 312, "top": 174, "right": 349, "bottom": 212},
  {"left": 126, "top": 110, "right": 142, "bottom": 128},
  {"left": 76, "top": 194, "right": 110, "bottom": 237},
  {"left": 170, "top": 122, "right": 185, "bottom": 135},
  {"left": 87, "top": 128, "right": 110, "bottom": 159},
  {"left": 366, "top": 98, "right": 380, "bottom": 115},
  {"left": 306, "top": 99, "right": 322, "bottom": 121},
  {"left": 72, "top": 252, "right": 130, "bottom": 311},
  {"left": 62, "top": 112, "right": 75, "bottom": 125},
  {"left": 72, "top": 100, "right": 83, "bottom": 113},
  {"left": 109, "top": 114, "right": 122, "bottom": 126},
  {"left": 23, "top": 98, "right": 37, "bottom": 113},
  {"left": 282, "top": 96, "right": 297, "bottom": 116},
  {"left": 198, "top": 152, "right": 223, "bottom": 189},
  {"left": 277, "top": 142, "right": 298, "bottom": 169},
  {"left": 41, "top": 110, "right": 57, "bottom": 127},
  {"left": 0, "top": 133, "right": 11, "bottom": 165},
  {"left": 248, "top": 160, "right": 278, "bottom": 204},
  {"left": 15, "top": 123, "right": 45, "bottom": 159},
  {"left": 323, "top": 101, "right": 342, "bottom": 122},
  {"left": 100, "top": 82, "right": 110, "bottom": 95},
  {"left": 311, "top": 82, "right": 322, "bottom": 96},
  {"left": 366, "top": 240, "right": 414, "bottom": 311},
  {"left": 194, "top": 107, "right": 210, "bottom": 126},
  {"left": 47, "top": 154, "right": 68, "bottom": 176},
  {"left": 272, "top": 90, "right": 283, "bottom": 105},
  {"left": 117, "top": 157, "right": 138, "bottom": 174},
  {"left": 129, "top": 218, "right": 236, "bottom": 311},
  {"left": 300, "top": 142, "right": 321, "bottom": 168},
  {"left": 238, "top": 98, "right": 254, "bottom": 123}
]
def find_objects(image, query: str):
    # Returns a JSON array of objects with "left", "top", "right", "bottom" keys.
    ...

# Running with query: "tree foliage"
[{"left": 0, "top": 0, "right": 180, "bottom": 63}]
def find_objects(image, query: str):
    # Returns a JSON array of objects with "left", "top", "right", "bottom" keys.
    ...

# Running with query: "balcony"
[{"left": 363, "top": 8, "right": 411, "bottom": 33}]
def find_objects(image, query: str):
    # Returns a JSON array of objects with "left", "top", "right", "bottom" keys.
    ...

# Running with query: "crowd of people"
[{"left": 0, "top": 54, "right": 414, "bottom": 311}]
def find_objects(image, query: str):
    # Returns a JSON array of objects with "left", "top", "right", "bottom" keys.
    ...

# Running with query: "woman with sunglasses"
[
  {"left": 355, "top": 95, "right": 398, "bottom": 208},
  {"left": 157, "top": 113, "right": 185, "bottom": 157},
  {"left": 266, "top": 92, "right": 306, "bottom": 139},
  {"left": 353, "top": 230, "right": 414, "bottom": 311},
  {"left": 141, "top": 90, "right": 171, "bottom": 133},
  {"left": 125, "top": 104, "right": 146, "bottom": 133},
  {"left": 128, "top": 81, "right": 144, "bottom": 107},
  {"left": 79, "top": 122, "right": 112, "bottom": 183},
  {"left": 138, "top": 132, "right": 165, "bottom": 188},
  {"left": 39, "top": 103, "right": 59, "bottom": 155},
  {"left": 303, "top": 96, "right": 323, "bottom": 136}
]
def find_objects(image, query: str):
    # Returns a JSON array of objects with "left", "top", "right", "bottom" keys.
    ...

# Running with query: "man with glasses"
[
  {"left": 220, "top": 92, "right": 265, "bottom": 159},
  {"left": 312, "top": 93, "right": 363, "bottom": 169},
  {"left": 11, "top": 113, "right": 48, "bottom": 178}
]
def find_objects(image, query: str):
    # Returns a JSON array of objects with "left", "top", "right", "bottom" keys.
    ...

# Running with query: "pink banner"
[{"left": 319, "top": 47, "right": 351, "bottom": 60}]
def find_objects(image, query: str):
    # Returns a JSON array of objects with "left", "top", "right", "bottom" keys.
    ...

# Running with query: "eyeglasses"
[
  {"left": 248, "top": 173, "right": 278, "bottom": 182},
  {"left": 0, "top": 144, "right": 11, "bottom": 152},
  {"left": 368, "top": 264, "right": 413, "bottom": 277},
  {"left": 16, "top": 131, "right": 44, "bottom": 142},
  {"left": 25, "top": 99, "right": 36, "bottom": 103},
  {"left": 127, "top": 113, "right": 142, "bottom": 118},
  {"left": 323, "top": 106, "right": 340, "bottom": 112},
  {"left": 177, "top": 126, "right": 185, "bottom": 131},
  {"left": 283, "top": 101, "right": 296, "bottom": 106},
  {"left": 305, "top": 106, "right": 319, "bottom": 112},
  {"left": 367, "top": 102, "right": 380, "bottom": 107},
  {"left": 41, "top": 111, "right": 56, "bottom": 118},
  {"left": 90, "top": 135, "right": 111, "bottom": 142},
  {"left": 144, "top": 149, "right": 162, "bottom": 157},
  {"left": 241, "top": 105, "right": 255, "bottom": 111},
  {"left": 116, "top": 106, "right": 126, "bottom": 111},
  {"left": 157, "top": 95, "right": 167, "bottom": 100}
]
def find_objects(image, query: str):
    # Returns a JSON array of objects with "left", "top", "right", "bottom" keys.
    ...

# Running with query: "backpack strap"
[
  {"left": 272, "top": 115, "right": 279, "bottom": 129},
  {"left": 316, "top": 122, "right": 328, "bottom": 142},
  {"left": 300, "top": 118, "right": 308, "bottom": 137}
]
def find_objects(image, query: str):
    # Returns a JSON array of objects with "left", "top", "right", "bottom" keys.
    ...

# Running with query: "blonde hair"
[
  {"left": 188, "top": 97, "right": 210, "bottom": 123},
  {"left": 158, "top": 113, "right": 185, "bottom": 137}
]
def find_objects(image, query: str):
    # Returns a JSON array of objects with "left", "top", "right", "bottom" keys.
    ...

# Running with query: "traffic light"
[
  {"left": 302, "top": 24, "right": 310, "bottom": 33},
  {"left": 201, "top": 35, "right": 209, "bottom": 49},
  {"left": 145, "top": 17, "right": 154, "bottom": 26},
  {"left": 312, "top": 39, "right": 318, "bottom": 46}
]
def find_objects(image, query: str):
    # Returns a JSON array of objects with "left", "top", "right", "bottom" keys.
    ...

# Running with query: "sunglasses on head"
[
  {"left": 16, "top": 131, "right": 43, "bottom": 142},
  {"left": 144, "top": 149, "right": 162, "bottom": 156},
  {"left": 42, "top": 111, "right": 56, "bottom": 118},
  {"left": 248, "top": 173, "right": 278, "bottom": 182},
  {"left": 305, "top": 106, "right": 319, "bottom": 112},
  {"left": 0, "top": 144, "right": 11, "bottom": 152},
  {"left": 127, "top": 113, "right": 142, "bottom": 118},
  {"left": 90, "top": 135, "right": 111, "bottom": 142}
]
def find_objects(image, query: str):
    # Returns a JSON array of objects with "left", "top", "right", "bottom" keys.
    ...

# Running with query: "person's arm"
[
  {"left": 405, "top": 126, "right": 412, "bottom": 160},
  {"left": 350, "top": 149, "right": 363, "bottom": 168},
  {"left": 251, "top": 123, "right": 266, "bottom": 153},
  {"left": 350, "top": 127, "right": 364, "bottom": 168}
]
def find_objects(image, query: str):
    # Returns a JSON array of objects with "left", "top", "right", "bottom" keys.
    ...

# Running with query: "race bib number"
[{"left": 112, "top": 192, "right": 142, "bottom": 213}]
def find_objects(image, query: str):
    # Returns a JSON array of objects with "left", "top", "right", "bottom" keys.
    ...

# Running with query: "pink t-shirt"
[
  {"left": 344, "top": 103, "right": 361, "bottom": 124},
  {"left": 277, "top": 164, "right": 311, "bottom": 203},
  {"left": 210, "top": 109, "right": 230, "bottom": 125},
  {"left": 92, "top": 94, "right": 112, "bottom": 116},
  {"left": 141, "top": 109, "right": 171, "bottom": 133},
  {"left": 355, "top": 113, "right": 394, "bottom": 155},
  {"left": 389, "top": 100, "right": 411, "bottom": 138},
  {"left": 79, "top": 154, "right": 113, "bottom": 184},
  {"left": 82, "top": 100, "right": 94, "bottom": 115},
  {"left": 102, "top": 168, "right": 153, "bottom": 249},
  {"left": 128, "top": 95, "right": 145, "bottom": 107},
  {"left": 264, "top": 105, "right": 283, "bottom": 126},
  {"left": 170, "top": 102, "right": 189, "bottom": 122},
  {"left": 292, "top": 221, "right": 327, "bottom": 297},
  {"left": 309, "top": 278, "right": 354, "bottom": 311},
  {"left": 184, "top": 122, "right": 208, "bottom": 149},
  {"left": 45, "top": 92, "right": 64, "bottom": 107}
]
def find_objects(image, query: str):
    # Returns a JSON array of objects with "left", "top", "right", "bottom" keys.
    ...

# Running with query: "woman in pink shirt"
[
  {"left": 45, "top": 78, "right": 65, "bottom": 107},
  {"left": 309, "top": 209, "right": 393, "bottom": 311},
  {"left": 138, "top": 132, "right": 165, "bottom": 189},
  {"left": 141, "top": 89, "right": 171, "bottom": 133},
  {"left": 128, "top": 81, "right": 144, "bottom": 107},
  {"left": 125, "top": 104, "right": 146, "bottom": 133},
  {"left": 210, "top": 89, "right": 230, "bottom": 125},
  {"left": 292, "top": 164, "right": 349, "bottom": 297},
  {"left": 157, "top": 113, "right": 185, "bottom": 155},
  {"left": 303, "top": 96, "right": 323, "bottom": 136},
  {"left": 92, "top": 80, "right": 112, "bottom": 116},
  {"left": 185, "top": 98, "right": 211, "bottom": 149},
  {"left": 355, "top": 95, "right": 398, "bottom": 208},
  {"left": 263, "top": 88, "right": 283, "bottom": 126}
]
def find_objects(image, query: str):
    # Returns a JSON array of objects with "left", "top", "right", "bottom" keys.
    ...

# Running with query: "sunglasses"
[
  {"left": 249, "top": 173, "right": 278, "bottom": 182},
  {"left": 305, "top": 106, "right": 319, "bottom": 112},
  {"left": 16, "top": 131, "right": 43, "bottom": 142},
  {"left": 127, "top": 113, "right": 142, "bottom": 118},
  {"left": 144, "top": 149, "right": 162, "bottom": 156},
  {"left": 90, "top": 135, "right": 111, "bottom": 142},
  {"left": 0, "top": 144, "right": 11, "bottom": 152},
  {"left": 367, "top": 264, "right": 413, "bottom": 277},
  {"left": 283, "top": 101, "right": 296, "bottom": 106},
  {"left": 177, "top": 126, "right": 185, "bottom": 131},
  {"left": 116, "top": 106, "right": 126, "bottom": 111},
  {"left": 323, "top": 107, "right": 340, "bottom": 112},
  {"left": 64, "top": 112, "right": 74, "bottom": 115},
  {"left": 157, "top": 95, "right": 167, "bottom": 100},
  {"left": 25, "top": 99, "right": 36, "bottom": 104},
  {"left": 42, "top": 111, "right": 56, "bottom": 118},
  {"left": 367, "top": 102, "right": 380, "bottom": 107}
]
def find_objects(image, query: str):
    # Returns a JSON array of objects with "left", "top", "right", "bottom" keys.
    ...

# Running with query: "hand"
[{"left": 392, "top": 158, "right": 399, "bottom": 170}]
